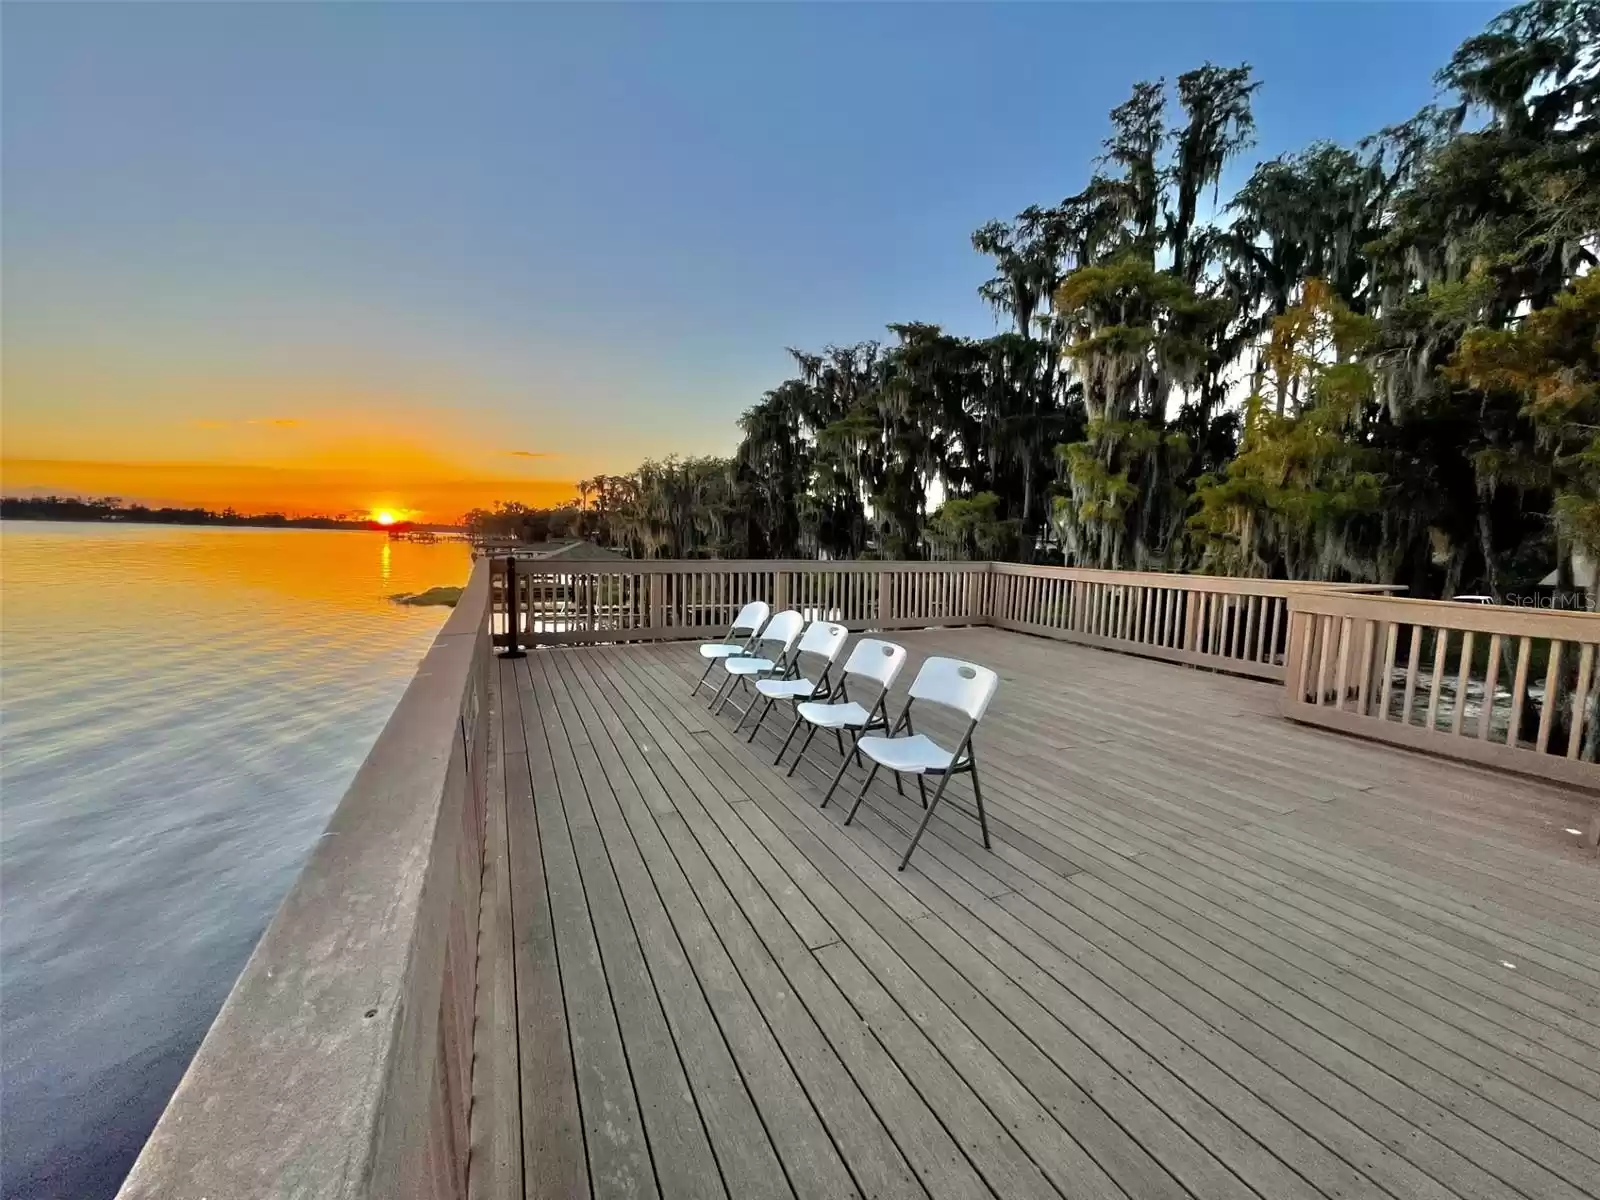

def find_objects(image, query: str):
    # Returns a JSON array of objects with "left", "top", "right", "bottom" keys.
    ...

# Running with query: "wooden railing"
[
  {"left": 494, "top": 559, "right": 990, "bottom": 647},
  {"left": 119, "top": 559, "right": 494, "bottom": 1200},
  {"left": 1284, "top": 591, "right": 1600, "bottom": 794},
  {"left": 494, "top": 558, "right": 1395, "bottom": 681},
  {"left": 987, "top": 565, "right": 1396, "bottom": 681}
]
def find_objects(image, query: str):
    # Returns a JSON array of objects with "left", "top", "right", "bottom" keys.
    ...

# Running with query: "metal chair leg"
[
  {"left": 691, "top": 658, "right": 716, "bottom": 696},
  {"left": 786, "top": 725, "right": 820, "bottom": 777},
  {"left": 733, "top": 690, "right": 760, "bottom": 732},
  {"left": 899, "top": 771, "right": 953, "bottom": 870},
  {"left": 744, "top": 697, "right": 775, "bottom": 741},
  {"left": 819, "top": 742, "right": 857, "bottom": 808},
  {"left": 707, "top": 671, "right": 735, "bottom": 711},
  {"left": 715, "top": 676, "right": 747, "bottom": 717},
  {"left": 970, "top": 760, "right": 990, "bottom": 849},
  {"left": 842, "top": 763, "right": 881, "bottom": 824},
  {"left": 772, "top": 709, "right": 802, "bottom": 762},
  {"left": 916, "top": 776, "right": 929, "bottom": 809}
]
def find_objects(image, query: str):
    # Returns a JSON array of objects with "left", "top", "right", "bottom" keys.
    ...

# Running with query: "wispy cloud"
[
  {"left": 248, "top": 417, "right": 301, "bottom": 427},
  {"left": 509, "top": 449, "right": 557, "bottom": 458}
]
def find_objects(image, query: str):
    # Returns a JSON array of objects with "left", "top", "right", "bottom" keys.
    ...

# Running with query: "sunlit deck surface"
[{"left": 470, "top": 628, "right": 1600, "bottom": 1200}]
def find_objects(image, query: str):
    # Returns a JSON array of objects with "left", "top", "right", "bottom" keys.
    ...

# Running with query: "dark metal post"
[{"left": 500, "top": 556, "right": 526, "bottom": 659}]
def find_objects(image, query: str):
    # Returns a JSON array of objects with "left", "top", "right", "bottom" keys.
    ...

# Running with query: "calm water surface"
[{"left": 0, "top": 523, "right": 470, "bottom": 1199}]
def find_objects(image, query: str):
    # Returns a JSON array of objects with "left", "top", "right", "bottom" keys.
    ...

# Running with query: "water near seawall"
[{"left": 0, "top": 523, "right": 468, "bottom": 1199}]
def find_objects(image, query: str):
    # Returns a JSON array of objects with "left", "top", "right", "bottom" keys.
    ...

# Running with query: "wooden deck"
[{"left": 469, "top": 627, "right": 1600, "bottom": 1200}]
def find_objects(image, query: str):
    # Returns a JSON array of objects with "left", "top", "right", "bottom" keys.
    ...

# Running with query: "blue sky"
[{"left": 3, "top": 1, "right": 1498, "bottom": 511}]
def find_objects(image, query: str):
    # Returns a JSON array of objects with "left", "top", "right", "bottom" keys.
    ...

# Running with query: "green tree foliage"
[
  {"left": 478, "top": 1, "right": 1596, "bottom": 595},
  {"left": 1191, "top": 281, "right": 1385, "bottom": 578}
]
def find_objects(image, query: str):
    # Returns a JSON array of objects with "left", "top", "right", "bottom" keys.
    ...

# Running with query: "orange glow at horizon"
[
  {"left": 0, "top": 361, "right": 597, "bottom": 524},
  {"left": 0, "top": 457, "right": 579, "bottom": 525}
]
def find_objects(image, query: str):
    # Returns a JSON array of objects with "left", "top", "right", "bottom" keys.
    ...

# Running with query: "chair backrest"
[
  {"left": 794, "top": 621, "right": 850, "bottom": 667},
  {"left": 755, "top": 609, "right": 805, "bottom": 657},
  {"left": 730, "top": 600, "right": 770, "bottom": 636},
  {"left": 841, "top": 638, "right": 908, "bottom": 691},
  {"left": 908, "top": 657, "right": 1000, "bottom": 722}
]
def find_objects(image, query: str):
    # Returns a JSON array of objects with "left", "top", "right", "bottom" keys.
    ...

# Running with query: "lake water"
[{"left": 0, "top": 523, "right": 470, "bottom": 1199}]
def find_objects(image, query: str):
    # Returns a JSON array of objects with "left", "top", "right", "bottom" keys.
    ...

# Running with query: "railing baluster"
[
  {"left": 1451, "top": 630, "right": 1474, "bottom": 735},
  {"left": 1425, "top": 627, "right": 1449, "bottom": 731},
  {"left": 1478, "top": 633, "right": 1503, "bottom": 741},
  {"left": 1354, "top": 619, "right": 1375, "bottom": 716},
  {"left": 1507, "top": 635, "right": 1532, "bottom": 748},
  {"left": 1402, "top": 625, "right": 1423, "bottom": 724},
  {"left": 1376, "top": 621, "right": 1398, "bottom": 719},
  {"left": 1334, "top": 617, "right": 1353, "bottom": 711},
  {"left": 1312, "top": 615, "right": 1332, "bottom": 704},
  {"left": 1536, "top": 639, "right": 1561, "bottom": 753},
  {"left": 1567, "top": 643, "right": 1593, "bottom": 759}
]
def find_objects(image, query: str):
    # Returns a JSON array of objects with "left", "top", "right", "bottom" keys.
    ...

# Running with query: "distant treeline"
[{"left": 0, "top": 495, "right": 453, "bottom": 531}]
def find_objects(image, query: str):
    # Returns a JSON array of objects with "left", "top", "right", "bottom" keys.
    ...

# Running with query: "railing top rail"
[
  {"left": 497, "top": 558, "right": 988, "bottom": 575},
  {"left": 1288, "top": 588, "right": 1600, "bottom": 641},
  {"left": 492, "top": 555, "right": 1404, "bottom": 594},
  {"left": 989, "top": 563, "right": 1402, "bottom": 594}
]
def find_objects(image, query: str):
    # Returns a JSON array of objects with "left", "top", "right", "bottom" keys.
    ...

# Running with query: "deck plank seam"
[
  {"left": 605, "top": 648, "right": 1143, "bottom": 1200},
  {"left": 813, "top": 938, "right": 1070, "bottom": 1200},
  {"left": 572, "top": 647, "right": 928, "bottom": 1200},
  {"left": 595, "top": 650, "right": 1005, "bottom": 1200},
  {"left": 620, "top": 648, "right": 1236, "bottom": 1200},
  {"left": 1054, "top": 870, "right": 1600, "bottom": 1194},
  {"left": 543, "top": 648, "right": 814, "bottom": 1200},
  {"left": 539, "top": 653, "right": 743, "bottom": 1200},
  {"left": 514, "top": 654, "right": 605, "bottom": 1200},
  {"left": 966, "top": 736, "right": 1600, "bottom": 1037},
  {"left": 658, "top": 639, "right": 1600, "bottom": 1199},
  {"left": 633, "top": 668, "right": 1153, "bottom": 1200},
  {"left": 493, "top": 634, "right": 1600, "bottom": 1200}
]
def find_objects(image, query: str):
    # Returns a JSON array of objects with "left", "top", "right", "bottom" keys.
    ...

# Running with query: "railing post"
[
  {"left": 499, "top": 557, "right": 526, "bottom": 659},
  {"left": 877, "top": 568, "right": 891, "bottom": 628},
  {"left": 1281, "top": 600, "right": 1307, "bottom": 703}
]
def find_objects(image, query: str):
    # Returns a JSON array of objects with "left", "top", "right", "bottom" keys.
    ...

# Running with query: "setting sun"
[{"left": 373, "top": 510, "right": 397, "bottom": 526}]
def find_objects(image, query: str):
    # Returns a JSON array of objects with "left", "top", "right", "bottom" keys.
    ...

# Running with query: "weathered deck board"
[
  {"left": 467, "top": 661, "right": 520, "bottom": 1200},
  {"left": 501, "top": 661, "right": 593, "bottom": 1200},
  {"left": 471, "top": 628, "right": 1600, "bottom": 1200}
]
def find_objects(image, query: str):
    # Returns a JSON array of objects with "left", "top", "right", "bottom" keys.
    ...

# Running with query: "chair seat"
[
  {"left": 724, "top": 656, "right": 777, "bottom": 676},
  {"left": 795, "top": 700, "right": 871, "bottom": 729},
  {"left": 857, "top": 733, "right": 955, "bottom": 775},
  {"left": 699, "top": 643, "right": 748, "bottom": 659},
  {"left": 756, "top": 677, "right": 817, "bottom": 699}
]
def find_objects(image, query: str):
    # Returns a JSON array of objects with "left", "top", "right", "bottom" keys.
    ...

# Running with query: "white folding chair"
[
  {"left": 781, "top": 639, "right": 909, "bottom": 804},
  {"left": 741, "top": 621, "right": 850, "bottom": 743},
  {"left": 845, "top": 657, "right": 999, "bottom": 871},
  {"left": 709, "top": 609, "right": 804, "bottom": 718},
  {"left": 690, "top": 600, "right": 770, "bottom": 697}
]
